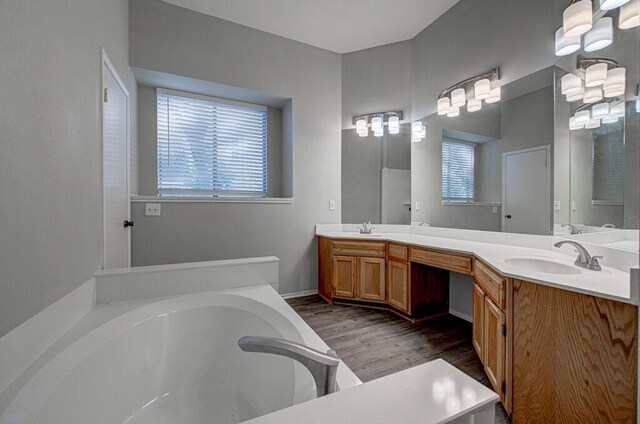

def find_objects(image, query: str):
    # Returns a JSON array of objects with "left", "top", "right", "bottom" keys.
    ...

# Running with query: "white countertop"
[
  {"left": 316, "top": 225, "right": 638, "bottom": 305},
  {"left": 244, "top": 359, "right": 498, "bottom": 424}
]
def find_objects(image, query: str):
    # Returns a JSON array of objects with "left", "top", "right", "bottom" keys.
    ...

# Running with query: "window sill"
[
  {"left": 441, "top": 201, "right": 501, "bottom": 207},
  {"left": 131, "top": 195, "right": 294, "bottom": 204}
]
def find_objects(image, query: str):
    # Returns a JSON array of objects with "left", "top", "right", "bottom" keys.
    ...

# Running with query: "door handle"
[
  {"left": 504, "top": 215, "right": 512, "bottom": 219},
  {"left": 123, "top": 220, "right": 134, "bottom": 228}
]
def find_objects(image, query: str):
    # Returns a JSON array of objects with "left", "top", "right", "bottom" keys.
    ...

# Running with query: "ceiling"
[{"left": 160, "top": 0, "right": 460, "bottom": 54}]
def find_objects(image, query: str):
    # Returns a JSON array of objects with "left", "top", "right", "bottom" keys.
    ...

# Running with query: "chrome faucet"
[
  {"left": 601, "top": 223, "right": 616, "bottom": 228},
  {"left": 419, "top": 221, "right": 431, "bottom": 227},
  {"left": 359, "top": 221, "right": 375, "bottom": 234},
  {"left": 238, "top": 336, "right": 340, "bottom": 397},
  {"left": 554, "top": 240, "right": 603, "bottom": 271},
  {"left": 561, "top": 223, "right": 582, "bottom": 235}
]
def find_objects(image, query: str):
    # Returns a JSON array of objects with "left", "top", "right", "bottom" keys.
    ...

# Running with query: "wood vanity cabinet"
[{"left": 387, "top": 244, "right": 409, "bottom": 312}]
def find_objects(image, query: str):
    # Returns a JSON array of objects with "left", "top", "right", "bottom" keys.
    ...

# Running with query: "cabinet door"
[
  {"left": 387, "top": 260, "right": 409, "bottom": 312},
  {"left": 472, "top": 283, "right": 485, "bottom": 361},
  {"left": 333, "top": 256, "right": 357, "bottom": 298},
  {"left": 358, "top": 257, "right": 386, "bottom": 302},
  {"left": 484, "top": 296, "right": 506, "bottom": 398}
]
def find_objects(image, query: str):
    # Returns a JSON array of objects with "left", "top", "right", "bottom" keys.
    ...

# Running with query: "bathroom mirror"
[
  {"left": 411, "top": 67, "right": 556, "bottom": 235},
  {"left": 342, "top": 123, "right": 411, "bottom": 225},
  {"left": 553, "top": 24, "right": 639, "bottom": 252}
]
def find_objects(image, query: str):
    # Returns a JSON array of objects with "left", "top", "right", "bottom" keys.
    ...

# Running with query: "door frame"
[
  {"left": 501, "top": 145, "right": 551, "bottom": 234},
  {"left": 101, "top": 48, "right": 131, "bottom": 268}
]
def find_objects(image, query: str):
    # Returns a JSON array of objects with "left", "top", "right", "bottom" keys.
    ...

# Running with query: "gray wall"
[
  {"left": 0, "top": 0, "right": 136, "bottom": 336},
  {"left": 129, "top": 0, "right": 342, "bottom": 295}
]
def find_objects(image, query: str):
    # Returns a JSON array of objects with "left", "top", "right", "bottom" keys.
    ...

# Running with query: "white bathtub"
[{"left": 0, "top": 284, "right": 359, "bottom": 424}]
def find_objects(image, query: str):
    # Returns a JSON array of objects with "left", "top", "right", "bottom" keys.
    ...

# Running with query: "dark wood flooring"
[{"left": 287, "top": 295, "right": 509, "bottom": 423}]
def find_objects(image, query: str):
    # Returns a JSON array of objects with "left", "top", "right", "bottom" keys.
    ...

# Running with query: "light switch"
[
  {"left": 492, "top": 206, "right": 498, "bottom": 214},
  {"left": 571, "top": 201, "right": 576, "bottom": 211},
  {"left": 415, "top": 201, "right": 421, "bottom": 211},
  {"left": 554, "top": 201, "right": 561, "bottom": 211},
  {"left": 145, "top": 203, "right": 161, "bottom": 216},
  {"left": 329, "top": 200, "right": 336, "bottom": 211}
]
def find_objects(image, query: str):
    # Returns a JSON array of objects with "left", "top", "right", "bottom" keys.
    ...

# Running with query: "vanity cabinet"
[{"left": 358, "top": 257, "right": 386, "bottom": 301}]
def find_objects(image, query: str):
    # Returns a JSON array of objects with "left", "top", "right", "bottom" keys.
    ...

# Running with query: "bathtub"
[{"left": 0, "top": 283, "right": 359, "bottom": 424}]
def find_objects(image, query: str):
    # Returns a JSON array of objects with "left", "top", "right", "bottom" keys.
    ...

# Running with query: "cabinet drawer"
[
  {"left": 475, "top": 260, "right": 506, "bottom": 309},
  {"left": 332, "top": 240, "right": 386, "bottom": 257},
  {"left": 410, "top": 247, "right": 473, "bottom": 275},
  {"left": 388, "top": 243, "right": 408, "bottom": 262}
]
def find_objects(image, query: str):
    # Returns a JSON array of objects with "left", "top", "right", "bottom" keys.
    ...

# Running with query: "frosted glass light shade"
[
  {"left": 610, "top": 102, "right": 626, "bottom": 117},
  {"left": 574, "top": 109, "right": 591, "bottom": 124},
  {"left": 605, "top": 86, "right": 625, "bottom": 97},
  {"left": 570, "top": 116, "right": 586, "bottom": 130},
  {"left": 601, "top": 115, "right": 619, "bottom": 123},
  {"left": 371, "top": 116, "right": 383, "bottom": 132},
  {"left": 388, "top": 116, "right": 400, "bottom": 134},
  {"left": 421, "top": 126, "right": 426, "bottom": 138},
  {"left": 566, "top": 86, "right": 586, "bottom": 102},
  {"left": 585, "top": 63, "right": 608, "bottom": 87},
  {"left": 447, "top": 106, "right": 460, "bottom": 118},
  {"left": 584, "top": 17, "right": 613, "bottom": 52},
  {"left": 604, "top": 67, "right": 626, "bottom": 91},
  {"left": 411, "top": 134, "right": 422, "bottom": 143},
  {"left": 467, "top": 98, "right": 482, "bottom": 112},
  {"left": 474, "top": 79, "right": 491, "bottom": 100},
  {"left": 592, "top": 102, "right": 610, "bottom": 118},
  {"left": 485, "top": 87, "right": 501, "bottom": 104},
  {"left": 355, "top": 118, "right": 367, "bottom": 134},
  {"left": 619, "top": 0, "right": 640, "bottom": 29},
  {"left": 585, "top": 118, "right": 601, "bottom": 129},
  {"left": 561, "top": 73, "right": 583, "bottom": 94},
  {"left": 451, "top": 88, "right": 466, "bottom": 107},
  {"left": 358, "top": 126, "right": 368, "bottom": 137},
  {"left": 555, "top": 27, "right": 581, "bottom": 56},
  {"left": 373, "top": 128, "right": 384, "bottom": 137},
  {"left": 600, "top": 0, "right": 630, "bottom": 10},
  {"left": 437, "top": 97, "right": 451, "bottom": 115},
  {"left": 564, "top": 0, "right": 593, "bottom": 37},
  {"left": 584, "top": 87, "right": 603, "bottom": 103}
]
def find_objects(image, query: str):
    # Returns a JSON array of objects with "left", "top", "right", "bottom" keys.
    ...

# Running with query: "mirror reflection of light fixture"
[
  {"left": 555, "top": 27, "right": 582, "bottom": 56},
  {"left": 437, "top": 97, "right": 451, "bottom": 115},
  {"left": 619, "top": 0, "right": 640, "bottom": 28},
  {"left": 411, "top": 121, "right": 425, "bottom": 142},
  {"left": 575, "top": 109, "right": 591, "bottom": 124},
  {"left": 436, "top": 68, "right": 500, "bottom": 118},
  {"left": 601, "top": 115, "right": 620, "bottom": 123},
  {"left": 592, "top": 102, "right": 610, "bottom": 118},
  {"left": 610, "top": 102, "right": 626, "bottom": 117},
  {"left": 356, "top": 118, "right": 367, "bottom": 135},
  {"left": 600, "top": 0, "right": 631, "bottom": 9},
  {"left": 561, "top": 73, "right": 583, "bottom": 94},
  {"left": 474, "top": 79, "right": 491, "bottom": 100},
  {"left": 373, "top": 128, "right": 384, "bottom": 137},
  {"left": 567, "top": 87, "right": 586, "bottom": 102},
  {"left": 485, "top": 87, "right": 501, "bottom": 104},
  {"left": 603, "top": 67, "right": 626, "bottom": 91},
  {"left": 447, "top": 106, "right": 461, "bottom": 118},
  {"left": 570, "top": 116, "right": 586, "bottom": 129},
  {"left": 352, "top": 111, "right": 404, "bottom": 138},
  {"left": 563, "top": 0, "right": 593, "bottom": 37},
  {"left": 388, "top": 116, "right": 400, "bottom": 135},
  {"left": 451, "top": 88, "right": 466, "bottom": 107},
  {"left": 584, "top": 17, "right": 614, "bottom": 51},
  {"left": 371, "top": 116, "right": 383, "bottom": 132},
  {"left": 585, "top": 63, "right": 609, "bottom": 87},
  {"left": 585, "top": 118, "right": 602, "bottom": 129},
  {"left": 467, "top": 98, "right": 482, "bottom": 112},
  {"left": 584, "top": 86, "right": 604, "bottom": 103}
]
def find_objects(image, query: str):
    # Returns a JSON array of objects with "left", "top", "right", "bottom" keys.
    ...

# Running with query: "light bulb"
[
  {"left": 437, "top": 97, "right": 451, "bottom": 115},
  {"left": 467, "top": 98, "right": 482, "bottom": 112},
  {"left": 599, "top": 0, "right": 630, "bottom": 10},
  {"left": 584, "top": 17, "right": 613, "bottom": 52},
  {"left": 474, "top": 79, "right": 491, "bottom": 100},
  {"left": 451, "top": 88, "right": 466, "bottom": 107},
  {"left": 555, "top": 27, "right": 581, "bottom": 56},
  {"left": 447, "top": 106, "right": 460, "bottom": 118},
  {"left": 619, "top": 0, "right": 640, "bottom": 29},
  {"left": 574, "top": 109, "right": 591, "bottom": 124},
  {"left": 585, "top": 118, "right": 601, "bottom": 129},
  {"left": 371, "top": 116, "right": 383, "bottom": 132},
  {"left": 485, "top": 87, "right": 501, "bottom": 104},
  {"left": 592, "top": 102, "right": 610, "bottom": 119},
  {"left": 570, "top": 116, "right": 586, "bottom": 130},
  {"left": 563, "top": 0, "right": 593, "bottom": 37},
  {"left": 561, "top": 73, "right": 583, "bottom": 94},
  {"left": 388, "top": 116, "right": 400, "bottom": 134},
  {"left": 584, "top": 87, "right": 603, "bottom": 103},
  {"left": 585, "top": 63, "right": 608, "bottom": 87}
]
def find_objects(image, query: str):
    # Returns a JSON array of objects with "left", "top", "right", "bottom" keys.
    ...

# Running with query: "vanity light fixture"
[
  {"left": 352, "top": 111, "right": 404, "bottom": 138},
  {"left": 436, "top": 67, "right": 501, "bottom": 118},
  {"left": 600, "top": 0, "right": 630, "bottom": 10},
  {"left": 619, "top": 0, "right": 640, "bottom": 28},
  {"left": 584, "top": 17, "right": 614, "bottom": 51},
  {"left": 555, "top": 27, "right": 582, "bottom": 56},
  {"left": 563, "top": 0, "right": 594, "bottom": 37}
]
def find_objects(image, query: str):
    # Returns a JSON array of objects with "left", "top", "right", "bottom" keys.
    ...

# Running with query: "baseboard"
[
  {"left": 449, "top": 308, "right": 473, "bottom": 323},
  {"left": 0, "top": 277, "right": 96, "bottom": 395},
  {"left": 281, "top": 290, "right": 318, "bottom": 300}
]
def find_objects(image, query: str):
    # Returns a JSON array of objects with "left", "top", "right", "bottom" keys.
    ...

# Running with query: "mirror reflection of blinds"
[
  {"left": 442, "top": 140, "right": 475, "bottom": 201},
  {"left": 157, "top": 90, "right": 268, "bottom": 197}
]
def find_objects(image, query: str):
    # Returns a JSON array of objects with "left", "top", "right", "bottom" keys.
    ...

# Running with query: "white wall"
[
  {"left": 129, "top": 0, "right": 342, "bottom": 295},
  {"left": 0, "top": 0, "right": 136, "bottom": 337}
]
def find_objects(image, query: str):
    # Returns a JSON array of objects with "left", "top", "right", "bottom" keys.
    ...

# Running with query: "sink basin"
[
  {"left": 503, "top": 257, "right": 582, "bottom": 275},
  {"left": 350, "top": 233, "right": 382, "bottom": 238}
]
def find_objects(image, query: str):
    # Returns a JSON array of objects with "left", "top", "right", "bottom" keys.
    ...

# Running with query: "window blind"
[
  {"left": 157, "top": 90, "right": 268, "bottom": 197},
  {"left": 442, "top": 140, "right": 475, "bottom": 201}
]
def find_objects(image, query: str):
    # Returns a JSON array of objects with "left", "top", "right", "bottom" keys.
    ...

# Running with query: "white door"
[
  {"left": 502, "top": 146, "right": 551, "bottom": 235},
  {"left": 102, "top": 50, "right": 130, "bottom": 269}
]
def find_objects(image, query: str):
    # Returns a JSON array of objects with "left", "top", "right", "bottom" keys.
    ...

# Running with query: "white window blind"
[
  {"left": 157, "top": 89, "right": 268, "bottom": 197},
  {"left": 442, "top": 140, "right": 475, "bottom": 201}
]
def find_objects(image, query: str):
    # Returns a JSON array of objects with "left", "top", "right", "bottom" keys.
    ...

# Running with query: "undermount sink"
[
  {"left": 503, "top": 257, "right": 582, "bottom": 275},
  {"left": 351, "top": 233, "right": 382, "bottom": 237}
]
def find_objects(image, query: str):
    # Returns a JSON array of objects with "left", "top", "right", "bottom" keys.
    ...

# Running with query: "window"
[
  {"left": 442, "top": 140, "right": 475, "bottom": 202},
  {"left": 157, "top": 89, "right": 268, "bottom": 197}
]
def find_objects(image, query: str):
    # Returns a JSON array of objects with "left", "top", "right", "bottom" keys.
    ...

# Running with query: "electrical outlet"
[
  {"left": 415, "top": 201, "right": 421, "bottom": 211},
  {"left": 554, "top": 201, "right": 561, "bottom": 211},
  {"left": 492, "top": 206, "right": 498, "bottom": 214},
  {"left": 145, "top": 203, "right": 161, "bottom": 216},
  {"left": 571, "top": 200, "right": 577, "bottom": 211},
  {"left": 329, "top": 200, "right": 336, "bottom": 211}
]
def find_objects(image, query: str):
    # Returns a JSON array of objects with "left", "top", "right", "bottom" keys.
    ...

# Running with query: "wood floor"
[{"left": 287, "top": 295, "right": 510, "bottom": 423}]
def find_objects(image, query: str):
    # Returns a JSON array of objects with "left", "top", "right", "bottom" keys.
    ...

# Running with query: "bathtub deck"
[{"left": 287, "top": 295, "right": 509, "bottom": 424}]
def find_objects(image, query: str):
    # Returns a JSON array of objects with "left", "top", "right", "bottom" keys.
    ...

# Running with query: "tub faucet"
[
  {"left": 561, "top": 223, "right": 582, "bottom": 234},
  {"left": 359, "top": 222, "right": 375, "bottom": 234},
  {"left": 553, "top": 240, "right": 602, "bottom": 271},
  {"left": 238, "top": 336, "right": 340, "bottom": 397}
]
